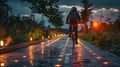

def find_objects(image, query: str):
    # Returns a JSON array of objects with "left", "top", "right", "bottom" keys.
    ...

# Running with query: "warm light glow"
[
  {"left": 72, "top": 39, "right": 82, "bottom": 65},
  {"left": 72, "top": 32, "right": 75, "bottom": 35},
  {"left": 55, "top": 64, "right": 61, "bottom": 67},
  {"left": 5, "top": 36, "right": 13, "bottom": 46},
  {"left": 46, "top": 38, "right": 61, "bottom": 46},
  {"left": 0, "top": 40, "right": 4, "bottom": 46},
  {"left": 28, "top": 46, "right": 34, "bottom": 65},
  {"left": 58, "top": 58, "right": 62, "bottom": 62},
  {"left": 78, "top": 24, "right": 80, "bottom": 26},
  {"left": 30, "top": 37, "right": 33, "bottom": 41},
  {"left": 0, "top": 62, "right": 5, "bottom": 67},
  {"left": 94, "top": 22, "right": 98, "bottom": 26},
  {"left": 42, "top": 36, "right": 44, "bottom": 39},
  {"left": 103, "top": 61, "right": 109, "bottom": 65},
  {"left": 23, "top": 56, "right": 27, "bottom": 58},
  {"left": 0, "top": 56, "right": 3, "bottom": 58},
  {"left": 13, "top": 60, "right": 19, "bottom": 63},
  {"left": 92, "top": 20, "right": 99, "bottom": 28},
  {"left": 41, "top": 42, "right": 45, "bottom": 58},
  {"left": 96, "top": 56, "right": 102, "bottom": 60}
]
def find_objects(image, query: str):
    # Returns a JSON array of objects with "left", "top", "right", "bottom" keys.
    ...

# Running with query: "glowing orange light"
[
  {"left": 96, "top": 56, "right": 102, "bottom": 60},
  {"left": 94, "top": 22, "right": 98, "bottom": 26},
  {"left": 0, "top": 62, "right": 5, "bottom": 67},
  {"left": 72, "top": 32, "right": 75, "bottom": 35},
  {"left": 93, "top": 22, "right": 98, "bottom": 27},
  {"left": 92, "top": 20, "right": 99, "bottom": 28},
  {"left": 58, "top": 58, "right": 62, "bottom": 62},
  {"left": 0, "top": 40, "right": 4, "bottom": 46},
  {"left": 23, "top": 56, "right": 27, "bottom": 58},
  {"left": 14, "top": 60, "right": 19, "bottom": 63},
  {"left": 29, "top": 52, "right": 33, "bottom": 55},
  {"left": 78, "top": 24, "right": 80, "bottom": 26},
  {"left": 103, "top": 61, "right": 109, "bottom": 65},
  {"left": 30, "top": 37, "right": 33, "bottom": 41},
  {"left": 55, "top": 64, "right": 61, "bottom": 67}
]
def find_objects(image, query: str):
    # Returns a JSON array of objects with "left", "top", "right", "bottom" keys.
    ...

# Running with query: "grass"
[{"left": 79, "top": 32, "right": 120, "bottom": 56}]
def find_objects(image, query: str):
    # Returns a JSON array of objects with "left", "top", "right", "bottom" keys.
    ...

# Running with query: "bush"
[{"left": 79, "top": 32, "right": 120, "bottom": 56}]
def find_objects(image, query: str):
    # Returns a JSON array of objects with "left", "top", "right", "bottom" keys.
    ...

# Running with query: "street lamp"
[
  {"left": 0, "top": 62, "right": 5, "bottom": 67},
  {"left": 30, "top": 37, "right": 33, "bottom": 41},
  {"left": 91, "top": 20, "right": 99, "bottom": 28},
  {"left": 93, "top": 22, "right": 98, "bottom": 27},
  {"left": 0, "top": 40, "right": 4, "bottom": 47}
]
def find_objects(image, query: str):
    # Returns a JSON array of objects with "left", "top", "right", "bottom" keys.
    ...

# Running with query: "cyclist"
[{"left": 66, "top": 7, "right": 81, "bottom": 44}]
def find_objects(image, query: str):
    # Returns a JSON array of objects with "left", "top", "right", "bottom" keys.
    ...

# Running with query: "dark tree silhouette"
[
  {"left": 81, "top": 0, "right": 93, "bottom": 32},
  {"left": 0, "top": 0, "right": 9, "bottom": 39},
  {"left": 21, "top": 0, "right": 59, "bottom": 28},
  {"left": 45, "top": 5, "right": 63, "bottom": 28}
]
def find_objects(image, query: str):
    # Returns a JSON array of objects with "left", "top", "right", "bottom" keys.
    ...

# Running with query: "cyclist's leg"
[
  {"left": 69, "top": 24, "right": 72, "bottom": 37},
  {"left": 75, "top": 24, "right": 78, "bottom": 44}
]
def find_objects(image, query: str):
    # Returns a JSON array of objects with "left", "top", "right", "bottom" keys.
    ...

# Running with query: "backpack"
[{"left": 69, "top": 11, "right": 79, "bottom": 23}]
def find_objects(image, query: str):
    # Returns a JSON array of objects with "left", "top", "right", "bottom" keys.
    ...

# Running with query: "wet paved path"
[{"left": 0, "top": 35, "right": 120, "bottom": 67}]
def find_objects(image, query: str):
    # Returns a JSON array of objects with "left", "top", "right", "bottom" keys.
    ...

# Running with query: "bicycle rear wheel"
[{"left": 72, "top": 33, "right": 75, "bottom": 50}]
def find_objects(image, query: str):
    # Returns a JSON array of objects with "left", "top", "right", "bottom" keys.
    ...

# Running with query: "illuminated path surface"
[{"left": 0, "top": 35, "right": 120, "bottom": 67}]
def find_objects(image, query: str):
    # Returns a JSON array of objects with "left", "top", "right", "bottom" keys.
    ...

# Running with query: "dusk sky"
[{"left": 8, "top": 0, "right": 120, "bottom": 28}]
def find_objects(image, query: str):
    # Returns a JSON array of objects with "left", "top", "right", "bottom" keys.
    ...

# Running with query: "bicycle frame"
[{"left": 71, "top": 25, "right": 77, "bottom": 51}]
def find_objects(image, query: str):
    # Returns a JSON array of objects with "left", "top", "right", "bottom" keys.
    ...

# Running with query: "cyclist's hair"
[{"left": 71, "top": 7, "right": 77, "bottom": 11}]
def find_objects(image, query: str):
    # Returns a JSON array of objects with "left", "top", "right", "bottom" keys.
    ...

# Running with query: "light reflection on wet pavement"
[
  {"left": 0, "top": 36, "right": 67, "bottom": 67},
  {"left": 0, "top": 35, "right": 120, "bottom": 67}
]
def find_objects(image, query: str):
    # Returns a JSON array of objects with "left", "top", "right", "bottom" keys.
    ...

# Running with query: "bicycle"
[
  {"left": 70, "top": 24, "right": 78, "bottom": 51},
  {"left": 70, "top": 24, "right": 79, "bottom": 66}
]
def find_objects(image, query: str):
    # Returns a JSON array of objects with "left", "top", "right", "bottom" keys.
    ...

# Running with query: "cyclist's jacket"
[{"left": 66, "top": 10, "right": 81, "bottom": 25}]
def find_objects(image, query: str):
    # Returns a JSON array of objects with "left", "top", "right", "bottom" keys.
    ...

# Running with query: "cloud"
[
  {"left": 92, "top": 8, "right": 119, "bottom": 14},
  {"left": 108, "top": 8, "right": 119, "bottom": 12},
  {"left": 59, "top": 4, "right": 119, "bottom": 24},
  {"left": 59, "top": 5, "right": 83, "bottom": 11}
]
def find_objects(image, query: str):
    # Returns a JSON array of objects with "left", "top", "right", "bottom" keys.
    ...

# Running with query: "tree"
[
  {"left": 21, "top": 0, "right": 59, "bottom": 28},
  {"left": 113, "top": 10, "right": 120, "bottom": 32},
  {"left": 0, "top": 0, "right": 9, "bottom": 39},
  {"left": 45, "top": 5, "right": 63, "bottom": 28},
  {"left": 81, "top": 0, "right": 93, "bottom": 32},
  {"left": 50, "top": 12, "right": 63, "bottom": 28},
  {"left": 113, "top": 18, "right": 120, "bottom": 32}
]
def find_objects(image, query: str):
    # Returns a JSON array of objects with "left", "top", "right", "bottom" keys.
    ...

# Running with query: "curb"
[{"left": 0, "top": 39, "right": 45, "bottom": 55}]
